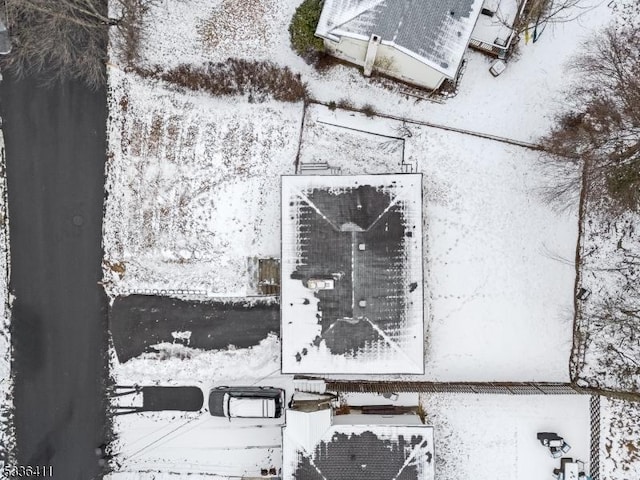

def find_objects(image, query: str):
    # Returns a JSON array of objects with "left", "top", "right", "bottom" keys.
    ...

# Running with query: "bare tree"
[
  {"left": 1, "top": 0, "right": 155, "bottom": 89},
  {"left": 494, "top": 0, "right": 595, "bottom": 41},
  {"left": 586, "top": 290, "right": 640, "bottom": 391},
  {"left": 541, "top": 8, "right": 640, "bottom": 211},
  {"left": 521, "top": 0, "right": 589, "bottom": 27}
]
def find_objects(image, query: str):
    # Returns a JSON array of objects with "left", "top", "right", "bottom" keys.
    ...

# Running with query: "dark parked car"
[{"left": 208, "top": 386, "right": 285, "bottom": 418}]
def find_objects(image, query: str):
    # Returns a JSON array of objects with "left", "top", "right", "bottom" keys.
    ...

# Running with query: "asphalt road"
[
  {"left": 1, "top": 74, "right": 109, "bottom": 479},
  {"left": 110, "top": 295, "right": 280, "bottom": 362}
]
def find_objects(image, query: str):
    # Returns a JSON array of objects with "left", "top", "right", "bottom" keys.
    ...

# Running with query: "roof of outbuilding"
[{"left": 315, "top": 0, "right": 483, "bottom": 78}]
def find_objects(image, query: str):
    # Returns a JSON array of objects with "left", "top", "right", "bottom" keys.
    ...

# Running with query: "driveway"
[{"left": 110, "top": 295, "right": 280, "bottom": 362}]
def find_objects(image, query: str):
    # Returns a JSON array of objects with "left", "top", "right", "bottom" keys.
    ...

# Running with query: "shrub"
[
  {"left": 605, "top": 162, "right": 640, "bottom": 210},
  {"left": 337, "top": 98, "right": 354, "bottom": 110},
  {"left": 113, "top": 0, "right": 152, "bottom": 68},
  {"left": 327, "top": 101, "right": 337, "bottom": 111},
  {"left": 289, "top": 0, "right": 325, "bottom": 62},
  {"left": 311, "top": 50, "right": 340, "bottom": 72},
  {"left": 361, "top": 103, "right": 377, "bottom": 118},
  {"left": 137, "top": 59, "right": 309, "bottom": 103}
]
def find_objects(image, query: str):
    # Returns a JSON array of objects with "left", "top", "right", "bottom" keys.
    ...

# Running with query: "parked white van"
[{"left": 208, "top": 386, "right": 285, "bottom": 418}]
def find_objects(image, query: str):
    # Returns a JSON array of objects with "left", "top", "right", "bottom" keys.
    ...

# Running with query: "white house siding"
[
  {"left": 376, "top": 43, "right": 447, "bottom": 90},
  {"left": 324, "top": 37, "right": 369, "bottom": 66},
  {"left": 324, "top": 37, "right": 447, "bottom": 90}
]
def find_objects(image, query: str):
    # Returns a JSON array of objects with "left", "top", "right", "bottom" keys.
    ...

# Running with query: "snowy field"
[
  {"left": 103, "top": 68, "right": 303, "bottom": 297},
  {"left": 567, "top": 0, "right": 640, "bottom": 394},
  {"left": 112, "top": 412, "right": 283, "bottom": 478},
  {"left": 301, "top": 105, "right": 579, "bottom": 382},
  {"left": 105, "top": 0, "right": 613, "bottom": 303},
  {"left": 0, "top": 129, "right": 13, "bottom": 467},
  {"left": 600, "top": 397, "right": 640, "bottom": 480},
  {"left": 421, "top": 393, "right": 592, "bottom": 480},
  {"left": 110, "top": 335, "right": 293, "bottom": 478},
  {"left": 574, "top": 200, "right": 640, "bottom": 392}
]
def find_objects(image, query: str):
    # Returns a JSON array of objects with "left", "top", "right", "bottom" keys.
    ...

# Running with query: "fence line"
[
  {"left": 307, "top": 100, "right": 541, "bottom": 150},
  {"left": 322, "top": 380, "right": 588, "bottom": 395},
  {"left": 590, "top": 395, "right": 601, "bottom": 480},
  {"left": 115, "top": 288, "right": 208, "bottom": 298}
]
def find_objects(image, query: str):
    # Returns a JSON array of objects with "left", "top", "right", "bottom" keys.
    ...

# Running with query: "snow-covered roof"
[
  {"left": 471, "top": 0, "right": 522, "bottom": 47},
  {"left": 316, "top": 0, "right": 483, "bottom": 78},
  {"left": 283, "top": 410, "right": 435, "bottom": 480},
  {"left": 281, "top": 174, "right": 424, "bottom": 374}
]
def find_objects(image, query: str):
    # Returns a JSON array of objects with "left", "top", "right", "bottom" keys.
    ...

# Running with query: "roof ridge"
[
  {"left": 390, "top": 436, "right": 431, "bottom": 480},
  {"left": 285, "top": 409, "right": 333, "bottom": 455},
  {"left": 363, "top": 317, "right": 421, "bottom": 370},
  {"left": 327, "top": 0, "right": 387, "bottom": 35},
  {"left": 364, "top": 188, "right": 403, "bottom": 232},
  {"left": 294, "top": 188, "right": 342, "bottom": 231}
]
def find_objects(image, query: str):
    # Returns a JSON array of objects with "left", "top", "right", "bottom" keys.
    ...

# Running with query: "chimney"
[{"left": 363, "top": 34, "right": 381, "bottom": 76}]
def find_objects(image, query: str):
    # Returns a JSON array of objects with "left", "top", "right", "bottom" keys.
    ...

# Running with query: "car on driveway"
[{"left": 208, "top": 386, "right": 285, "bottom": 418}]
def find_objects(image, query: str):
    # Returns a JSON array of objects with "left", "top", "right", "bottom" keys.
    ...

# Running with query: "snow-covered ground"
[
  {"left": 421, "top": 393, "right": 592, "bottom": 480},
  {"left": 566, "top": 0, "right": 640, "bottom": 395},
  {"left": 600, "top": 397, "right": 640, "bottom": 480},
  {"left": 103, "top": 68, "right": 303, "bottom": 297},
  {"left": 105, "top": 0, "right": 614, "bottom": 301},
  {"left": 107, "top": 472, "right": 224, "bottom": 480},
  {"left": 112, "top": 412, "right": 283, "bottom": 478},
  {"left": 110, "top": 335, "right": 293, "bottom": 478},
  {"left": 114, "top": 333, "right": 282, "bottom": 386},
  {"left": 341, "top": 391, "right": 420, "bottom": 407},
  {"left": 575, "top": 202, "right": 640, "bottom": 392},
  {"left": 0, "top": 129, "right": 13, "bottom": 467},
  {"left": 301, "top": 105, "right": 579, "bottom": 382}
]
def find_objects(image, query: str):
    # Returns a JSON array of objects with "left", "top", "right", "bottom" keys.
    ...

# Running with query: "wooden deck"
[{"left": 258, "top": 258, "right": 280, "bottom": 295}]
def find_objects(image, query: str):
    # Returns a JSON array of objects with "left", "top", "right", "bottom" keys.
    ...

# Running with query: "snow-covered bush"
[
  {"left": 137, "top": 60, "right": 308, "bottom": 102},
  {"left": 288, "top": 0, "right": 324, "bottom": 62}
]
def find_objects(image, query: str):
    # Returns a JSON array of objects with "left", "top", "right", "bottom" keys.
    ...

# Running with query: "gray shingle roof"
[
  {"left": 293, "top": 428, "right": 434, "bottom": 480},
  {"left": 316, "top": 0, "right": 483, "bottom": 78},
  {"left": 281, "top": 175, "right": 424, "bottom": 375},
  {"left": 289, "top": 185, "right": 408, "bottom": 356}
]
